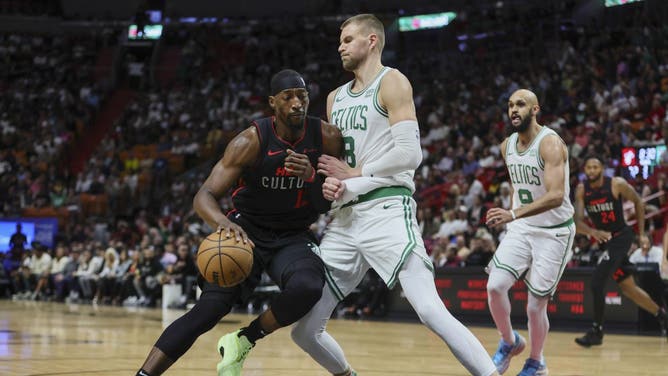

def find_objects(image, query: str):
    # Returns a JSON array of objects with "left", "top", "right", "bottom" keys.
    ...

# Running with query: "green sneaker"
[{"left": 216, "top": 330, "right": 254, "bottom": 376}]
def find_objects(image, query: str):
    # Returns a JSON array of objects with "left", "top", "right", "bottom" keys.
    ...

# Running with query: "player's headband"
[{"left": 270, "top": 69, "right": 307, "bottom": 96}]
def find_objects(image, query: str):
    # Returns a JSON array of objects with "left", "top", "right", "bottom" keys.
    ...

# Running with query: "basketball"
[{"left": 197, "top": 232, "right": 254, "bottom": 287}]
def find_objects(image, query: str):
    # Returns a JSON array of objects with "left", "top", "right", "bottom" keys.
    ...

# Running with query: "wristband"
[
  {"left": 510, "top": 209, "right": 516, "bottom": 220},
  {"left": 304, "top": 167, "right": 316, "bottom": 183}
]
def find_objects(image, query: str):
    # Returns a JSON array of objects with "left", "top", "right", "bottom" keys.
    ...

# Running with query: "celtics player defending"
[
  {"left": 289, "top": 14, "right": 498, "bottom": 376},
  {"left": 485, "top": 89, "right": 575, "bottom": 376}
]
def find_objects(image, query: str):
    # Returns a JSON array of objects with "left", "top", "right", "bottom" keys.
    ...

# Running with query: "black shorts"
[
  {"left": 198, "top": 212, "right": 323, "bottom": 302},
  {"left": 596, "top": 227, "right": 635, "bottom": 283}
]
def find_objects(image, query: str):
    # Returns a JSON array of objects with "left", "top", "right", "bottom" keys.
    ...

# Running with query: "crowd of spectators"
[{"left": 1, "top": 4, "right": 668, "bottom": 309}]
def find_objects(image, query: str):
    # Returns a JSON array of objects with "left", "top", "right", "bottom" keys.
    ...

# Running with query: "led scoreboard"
[
  {"left": 388, "top": 268, "right": 638, "bottom": 323},
  {"left": 621, "top": 145, "right": 666, "bottom": 180}
]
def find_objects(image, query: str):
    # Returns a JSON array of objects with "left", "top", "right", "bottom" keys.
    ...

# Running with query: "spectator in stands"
[
  {"left": 133, "top": 247, "right": 163, "bottom": 307},
  {"left": 121, "top": 249, "right": 142, "bottom": 305},
  {"left": 467, "top": 194, "right": 487, "bottom": 227},
  {"left": 163, "top": 244, "right": 197, "bottom": 303},
  {"left": 5, "top": 223, "right": 26, "bottom": 277},
  {"left": 8, "top": 223, "right": 27, "bottom": 255},
  {"left": 42, "top": 245, "right": 70, "bottom": 299},
  {"left": 54, "top": 249, "right": 78, "bottom": 302},
  {"left": 25, "top": 242, "right": 52, "bottom": 300},
  {"left": 464, "top": 228, "right": 496, "bottom": 267},
  {"left": 94, "top": 247, "right": 119, "bottom": 304},
  {"left": 76, "top": 247, "right": 104, "bottom": 301},
  {"left": 629, "top": 235, "right": 664, "bottom": 265},
  {"left": 417, "top": 206, "right": 441, "bottom": 239}
]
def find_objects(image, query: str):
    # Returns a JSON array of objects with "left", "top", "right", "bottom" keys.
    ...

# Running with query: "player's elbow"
[
  {"left": 546, "top": 190, "right": 564, "bottom": 209},
  {"left": 192, "top": 189, "right": 210, "bottom": 215},
  {"left": 402, "top": 148, "right": 423, "bottom": 170}
]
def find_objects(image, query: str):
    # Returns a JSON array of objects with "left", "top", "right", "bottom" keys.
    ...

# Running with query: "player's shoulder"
[
  {"left": 328, "top": 83, "right": 348, "bottom": 98},
  {"left": 230, "top": 124, "right": 260, "bottom": 148},
  {"left": 380, "top": 67, "right": 411, "bottom": 87},
  {"left": 610, "top": 176, "right": 629, "bottom": 187}
]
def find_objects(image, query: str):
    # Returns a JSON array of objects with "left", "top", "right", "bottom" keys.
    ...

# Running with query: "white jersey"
[
  {"left": 330, "top": 66, "right": 415, "bottom": 192},
  {"left": 505, "top": 126, "right": 574, "bottom": 227}
]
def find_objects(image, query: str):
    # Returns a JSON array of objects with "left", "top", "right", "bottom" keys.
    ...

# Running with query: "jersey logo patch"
[
  {"left": 267, "top": 150, "right": 284, "bottom": 156},
  {"left": 365, "top": 89, "right": 375, "bottom": 97},
  {"left": 335, "top": 96, "right": 345, "bottom": 102}
]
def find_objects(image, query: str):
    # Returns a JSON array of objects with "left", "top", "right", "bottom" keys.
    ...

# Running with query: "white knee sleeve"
[
  {"left": 399, "top": 254, "right": 497, "bottom": 376},
  {"left": 291, "top": 287, "right": 350, "bottom": 374}
]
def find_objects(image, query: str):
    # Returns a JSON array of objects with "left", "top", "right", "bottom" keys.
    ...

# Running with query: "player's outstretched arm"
[{"left": 193, "top": 126, "right": 259, "bottom": 244}]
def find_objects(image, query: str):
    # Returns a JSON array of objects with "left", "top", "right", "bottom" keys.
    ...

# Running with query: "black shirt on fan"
[
  {"left": 232, "top": 116, "right": 329, "bottom": 231},
  {"left": 583, "top": 176, "right": 627, "bottom": 233}
]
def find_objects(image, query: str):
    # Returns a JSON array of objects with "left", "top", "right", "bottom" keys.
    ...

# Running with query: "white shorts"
[
  {"left": 487, "top": 219, "right": 575, "bottom": 297},
  {"left": 317, "top": 187, "right": 432, "bottom": 301}
]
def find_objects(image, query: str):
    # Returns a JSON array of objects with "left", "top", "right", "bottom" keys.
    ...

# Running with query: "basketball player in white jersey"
[
  {"left": 290, "top": 14, "right": 498, "bottom": 376},
  {"left": 485, "top": 89, "right": 575, "bottom": 376}
]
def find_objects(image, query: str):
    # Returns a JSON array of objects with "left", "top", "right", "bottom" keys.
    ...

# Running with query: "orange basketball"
[{"left": 197, "top": 232, "right": 254, "bottom": 287}]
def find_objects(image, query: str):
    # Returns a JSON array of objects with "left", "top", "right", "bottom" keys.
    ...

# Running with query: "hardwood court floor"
[{"left": 0, "top": 300, "right": 666, "bottom": 375}]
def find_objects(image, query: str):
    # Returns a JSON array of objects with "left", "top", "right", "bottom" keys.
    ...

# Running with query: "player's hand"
[
  {"left": 215, "top": 219, "right": 254, "bottom": 247},
  {"left": 485, "top": 207, "right": 513, "bottom": 228},
  {"left": 317, "top": 154, "right": 361, "bottom": 180},
  {"left": 591, "top": 230, "right": 612, "bottom": 244},
  {"left": 285, "top": 149, "right": 315, "bottom": 181},
  {"left": 322, "top": 176, "right": 346, "bottom": 201}
]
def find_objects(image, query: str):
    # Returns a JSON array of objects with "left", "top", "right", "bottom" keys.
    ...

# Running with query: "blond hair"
[{"left": 341, "top": 14, "right": 385, "bottom": 53}]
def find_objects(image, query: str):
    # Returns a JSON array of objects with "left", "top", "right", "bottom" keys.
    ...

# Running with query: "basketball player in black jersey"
[
  {"left": 574, "top": 157, "right": 667, "bottom": 347},
  {"left": 136, "top": 69, "right": 343, "bottom": 376}
]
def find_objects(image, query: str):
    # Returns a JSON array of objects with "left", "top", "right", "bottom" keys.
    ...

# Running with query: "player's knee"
[
  {"left": 288, "top": 279, "right": 323, "bottom": 318},
  {"left": 487, "top": 282, "right": 507, "bottom": 299},
  {"left": 284, "top": 260, "right": 325, "bottom": 306},
  {"left": 526, "top": 296, "right": 549, "bottom": 317},
  {"left": 290, "top": 324, "right": 316, "bottom": 348},
  {"left": 412, "top": 300, "right": 444, "bottom": 325}
]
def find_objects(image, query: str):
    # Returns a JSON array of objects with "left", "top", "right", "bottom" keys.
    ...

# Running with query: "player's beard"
[
  {"left": 515, "top": 115, "right": 531, "bottom": 133},
  {"left": 287, "top": 113, "right": 305, "bottom": 131},
  {"left": 586, "top": 171, "right": 602, "bottom": 182}
]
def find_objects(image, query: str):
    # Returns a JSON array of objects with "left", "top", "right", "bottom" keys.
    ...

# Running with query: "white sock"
[{"left": 399, "top": 253, "right": 497, "bottom": 376}]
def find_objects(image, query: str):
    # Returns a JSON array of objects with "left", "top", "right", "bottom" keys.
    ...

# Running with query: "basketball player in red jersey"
[
  {"left": 574, "top": 157, "right": 667, "bottom": 347},
  {"left": 136, "top": 69, "right": 342, "bottom": 376}
]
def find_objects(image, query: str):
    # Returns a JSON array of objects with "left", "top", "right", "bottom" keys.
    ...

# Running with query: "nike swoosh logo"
[
  {"left": 303, "top": 148, "right": 318, "bottom": 154},
  {"left": 335, "top": 96, "right": 344, "bottom": 102},
  {"left": 556, "top": 233, "right": 569, "bottom": 237},
  {"left": 267, "top": 150, "right": 283, "bottom": 156},
  {"left": 382, "top": 203, "right": 395, "bottom": 209}
]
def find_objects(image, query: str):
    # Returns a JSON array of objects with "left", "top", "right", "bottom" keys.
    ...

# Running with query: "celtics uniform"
[
  {"left": 489, "top": 126, "right": 575, "bottom": 297},
  {"left": 319, "top": 67, "right": 431, "bottom": 300}
]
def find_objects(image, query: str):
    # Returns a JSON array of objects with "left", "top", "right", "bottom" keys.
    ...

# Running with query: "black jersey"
[
  {"left": 232, "top": 115, "right": 324, "bottom": 231},
  {"left": 583, "top": 176, "right": 627, "bottom": 233}
]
